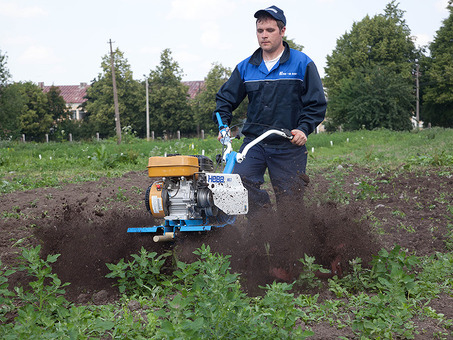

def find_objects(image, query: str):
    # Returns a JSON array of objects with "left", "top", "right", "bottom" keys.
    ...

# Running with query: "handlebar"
[
  {"left": 236, "top": 129, "right": 291, "bottom": 163},
  {"left": 215, "top": 112, "right": 293, "bottom": 173}
]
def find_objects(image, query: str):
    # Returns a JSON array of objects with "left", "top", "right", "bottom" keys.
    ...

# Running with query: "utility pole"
[
  {"left": 415, "top": 63, "right": 420, "bottom": 130},
  {"left": 108, "top": 39, "right": 121, "bottom": 144},
  {"left": 146, "top": 78, "right": 150, "bottom": 141}
]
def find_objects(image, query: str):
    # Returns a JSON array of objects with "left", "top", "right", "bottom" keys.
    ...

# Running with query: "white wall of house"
[{"left": 67, "top": 103, "right": 85, "bottom": 120}]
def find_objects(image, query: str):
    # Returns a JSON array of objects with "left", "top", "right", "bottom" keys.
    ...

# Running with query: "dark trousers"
[{"left": 233, "top": 139, "right": 308, "bottom": 215}]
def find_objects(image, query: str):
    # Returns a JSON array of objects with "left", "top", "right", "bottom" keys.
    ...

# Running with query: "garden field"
[{"left": 0, "top": 128, "right": 452, "bottom": 339}]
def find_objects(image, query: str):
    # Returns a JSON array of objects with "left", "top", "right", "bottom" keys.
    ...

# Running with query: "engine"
[{"left": 145, "top": 155, "right": 248, "bottom": 227}]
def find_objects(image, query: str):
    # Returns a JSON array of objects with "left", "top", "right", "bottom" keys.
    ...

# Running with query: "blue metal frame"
[
  {"left": 223, "top": 151, "right": 237, "bottom": 174},
  {"left": 127, "top": 216, "right": 236, "bottom": 233},
  {"left": 128, "top": 219, "right": 211, "bottom": 233},
  {"left": 216, "top": 112, "right": 237, "bottom": 175}
]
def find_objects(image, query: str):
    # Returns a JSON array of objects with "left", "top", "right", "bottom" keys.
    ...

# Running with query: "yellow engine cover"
[{"left": 147, "top": 155, "right": 199, "bottom": 178}]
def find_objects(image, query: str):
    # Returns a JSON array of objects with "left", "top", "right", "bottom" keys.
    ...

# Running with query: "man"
[{"left": 213, "top": 5, "right": 326, "bottom": 215}]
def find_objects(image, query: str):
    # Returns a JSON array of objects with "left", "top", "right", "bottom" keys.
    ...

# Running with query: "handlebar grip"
[
  {"left": 281, "top": 129, "right": 293, "bottom": 139},
  {"left": 215, "top": 112, "right": 228, "bottom": 130}
]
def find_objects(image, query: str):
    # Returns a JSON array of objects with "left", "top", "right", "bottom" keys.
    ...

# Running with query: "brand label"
[{"left": 207, "top": 175, "right": 225, "bottom": 183}]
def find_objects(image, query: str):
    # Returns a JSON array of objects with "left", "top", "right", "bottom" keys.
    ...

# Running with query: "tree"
[
  {"left": 0, "top": 49, "right": 10, "bottom": 87},
  {"left": 283, "top": 37, "right": 303, "bottom": 52},
  {"left": 420, "top": 2, "right": 453, "bottom": 127},
  {"left": 84, "top": 48, "right": 144, "bottom": 138},
  {"left": 17, "top": 82, "right": 53, "bottom": 141},
  {"left": 0, "top": 83, "right": 24, "bottom": 140},
  {"left": 193, "top": 63, "right": 230, "bottom": 133},
  {"left": 45, "top": 85, "right": 68, "bottom": 121},
  {"left": 0, "top": 49, "right": 19, "bottom": 139},
  {"left": 193, "top": 63, "right": 249, "bottom": 135},
  {"left": 45, "top": 85, "right": 80, "bottom": 141},
  {"left": 148, "top": 49, "right": 193, "bottom": 136},
  {"left": 328, "top": 66, "right": 412, "bottom": 130},
  {"left": 324, "top": 1, "right": 417, "bottom": 131}
]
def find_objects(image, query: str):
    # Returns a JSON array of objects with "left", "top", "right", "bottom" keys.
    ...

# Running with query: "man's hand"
[
  {"left": 290, "top": 129, "right": 307, "bottom": 146},
  {"left": 217, "top": 127, "right": 230, "bottom": 142}
]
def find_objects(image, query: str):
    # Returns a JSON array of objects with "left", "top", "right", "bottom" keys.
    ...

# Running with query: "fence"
[{"left": 21, "top": 130, "right": 207, "bottom": 143}]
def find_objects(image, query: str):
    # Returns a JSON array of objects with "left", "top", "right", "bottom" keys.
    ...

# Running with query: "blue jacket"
[{"left": 214, "top": 42, "right": 327, "bottom": 147}]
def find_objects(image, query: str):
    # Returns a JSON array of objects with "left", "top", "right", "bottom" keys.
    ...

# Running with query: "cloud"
[
  {"left": 174, "top": 50, "right": 201, "bottom": 64},
  {"left": 167, "top": 0, "right": 235, "bottom": 20},
  {"left": 1, "top": 35, "right": 34, "bottom": 45},
  {"left": 412, "top": 34, "right": 431, "bottom": 48},
  {"left": 200, "top": 22, "right": 232, "bottom": 50},
  {"left": 172, "top": 50, "right": 202, "bottom": 78},
  {"left": 0, "top": 2, "right": 47, "bottom": 18},
  {"left": 201, "top": 27, "right": 220, "bottom": 47},
  {"left": 435, "top": 0, "right": 449, "bottom": 11},
  {"left": 139, "top": 46, "right": 162, "bottom": 56},
  {"left": 19, "top": 46, "right": 61, "bottom": 65},
  {"left": 200, "top": 22, "right": 219, "bottom": 47}
]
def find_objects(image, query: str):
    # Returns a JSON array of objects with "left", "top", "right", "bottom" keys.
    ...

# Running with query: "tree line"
[
  {"left": 324, "top": 1, "right": 453, "bottom": 131},
  {"left": 0, "top": 1, "right": 452, "bottom": 142}
]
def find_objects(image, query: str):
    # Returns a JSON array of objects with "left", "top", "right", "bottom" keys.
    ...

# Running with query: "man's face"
[{"left": 256, "top": 18, "right": 285, "bottom": 55}]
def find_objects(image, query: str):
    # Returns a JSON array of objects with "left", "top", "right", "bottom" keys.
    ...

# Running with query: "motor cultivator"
[{"left": 127, "top": 113, "right": 293, "bottom": 242}]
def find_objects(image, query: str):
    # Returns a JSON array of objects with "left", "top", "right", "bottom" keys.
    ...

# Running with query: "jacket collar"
[{"left": 249, "top": 41, "right": 290, "bottom": 66}]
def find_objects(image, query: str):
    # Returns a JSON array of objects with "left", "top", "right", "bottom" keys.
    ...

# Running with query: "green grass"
[
  {"left": 0, "top": 136, "right": 241, "bottom": 193},
  {"left": 1, "top": 128, "right": 451, "bottom": 193},
  {"left": 306, "top": 127, "right": 453, "bottom": 171}
]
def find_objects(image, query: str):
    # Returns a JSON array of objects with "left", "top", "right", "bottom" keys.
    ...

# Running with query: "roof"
[
  {"left": 183, "top": 81, "right": 205, "bottom": 99},
  {"left": 40, "top": 80, "right": 206, "bottom": 103},
  {"left": 41, "top": 83, "right": 89, "bottom": 104}
]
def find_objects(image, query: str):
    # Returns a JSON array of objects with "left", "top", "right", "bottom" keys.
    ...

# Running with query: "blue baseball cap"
[{"left": 254, "top": 6, "right": 286, "bottom": 26}]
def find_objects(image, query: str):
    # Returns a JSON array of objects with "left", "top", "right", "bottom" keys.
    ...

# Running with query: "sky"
[{"left": 0, "top": 0, "right": 450, "bottom": 86}]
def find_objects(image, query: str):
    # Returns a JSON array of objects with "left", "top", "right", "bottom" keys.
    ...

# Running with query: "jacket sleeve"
[
  {"left": 297, "top": 61, "right": 327, "bottom": 136},
  {"left": 212, "top": 66, "right": 247, "bottom": 126}
]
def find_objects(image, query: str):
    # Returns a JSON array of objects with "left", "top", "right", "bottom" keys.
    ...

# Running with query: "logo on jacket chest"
[{"left": 279, "top": 71, "right": 298, "bottom": 76}]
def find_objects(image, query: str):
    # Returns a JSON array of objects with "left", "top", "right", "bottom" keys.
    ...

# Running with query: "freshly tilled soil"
[{"left": 0, "top": 168, "right": 452, "bottom": 336}]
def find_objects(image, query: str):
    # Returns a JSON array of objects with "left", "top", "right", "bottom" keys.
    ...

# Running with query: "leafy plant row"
[{"left": 1, "top": 244, "right": 452, "bottom": 339}]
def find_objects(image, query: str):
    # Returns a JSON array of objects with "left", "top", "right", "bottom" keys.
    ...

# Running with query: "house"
[
  {"left": 411, "top": 116, "right": 424, "bottom": 129},
  {"left": 39, "top": 82, "right": 88, "bottom": 120},
  {"left": 39, "top": 80, "right": 205, "bottom": 121},
  {"left": 184, "top": 80, "right": 205, "bottom": 99}
]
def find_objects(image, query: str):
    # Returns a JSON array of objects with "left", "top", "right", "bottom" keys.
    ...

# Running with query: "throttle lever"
[{"left": 281, "top": 128, "right": 294, "bottom": 139}]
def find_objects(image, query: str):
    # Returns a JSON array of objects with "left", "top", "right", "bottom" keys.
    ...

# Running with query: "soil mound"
[
  {"left": 175, "top": 198, "right": 379, "bottom": 295},
  {"left": 33, "top": 184, "right": 378, "bottom": 298}
]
